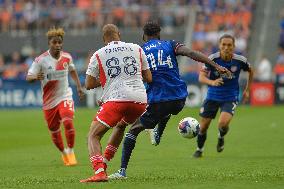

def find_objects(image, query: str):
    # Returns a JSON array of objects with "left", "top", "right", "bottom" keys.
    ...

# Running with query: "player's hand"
[
  {"left": 36, "top": 72, "right": 45, "bottom": 80},
  {"left": 77, "top": 87, "right": 85, "bottom": 100},
  {"left": 216, "top": 66, "right": 232, "bottom": 79},
  {"left": 210, "top": 78, "right": 224, "bottom": 86},
  {"left": 242, "top": 89, "right": 250, "bottom": 103}
]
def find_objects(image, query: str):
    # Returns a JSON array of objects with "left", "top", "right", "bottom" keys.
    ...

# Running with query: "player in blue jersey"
[
  {"left": 193, "top": 34, "right": 254, "bottom": 158},
  {"left": 107, "top": 21, "right": 232, "bottom": 179}
]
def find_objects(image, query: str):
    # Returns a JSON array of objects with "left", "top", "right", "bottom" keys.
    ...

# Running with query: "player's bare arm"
[
  {"left": 26, "top": 72, "right": 45, "bottom": 82},
  {"left": 142, "top": 69, "right": 152, "bottom": 83},
  {"left": 70, "top": 70, "right": 85, "bottom": 100},
  {"left": 176, "top": 46, "right": 232, "bottom": 78},
  {"left": 199, "top": 69, "right": 224, "bottom": 87},
  {"left": 85, "top": 75, "right": 101, "bottom": 90},
  {"left": 242, "top": 67, "right": 254, "bottom": 103}
]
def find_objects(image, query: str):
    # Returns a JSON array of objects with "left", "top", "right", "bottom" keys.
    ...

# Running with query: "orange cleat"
[
  {"left": 80, "top": 171, "right": 108, "bottom": 183},
  {"left": 66, "top": 151, "right": 77, "bottom": 166},
  {"left": 61, "top": 153, "right": 70, "bottom": 166}
]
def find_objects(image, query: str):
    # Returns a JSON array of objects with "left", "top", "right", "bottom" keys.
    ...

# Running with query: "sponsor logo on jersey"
[{"left": 231, "top": 66, "right": 237, "bottom": 72}]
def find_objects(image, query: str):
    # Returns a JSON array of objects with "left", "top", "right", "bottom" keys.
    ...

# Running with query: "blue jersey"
[
  {"left": 142, "top": 39, "right": 188, "bottom": 103},
  {"left": 204, "top": 52, "right": 251, "bottom": 102}
]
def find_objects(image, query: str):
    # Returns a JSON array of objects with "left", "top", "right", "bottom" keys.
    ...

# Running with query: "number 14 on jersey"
[{"left": 147, "top": 50, "right": 173, "bottom": 70}]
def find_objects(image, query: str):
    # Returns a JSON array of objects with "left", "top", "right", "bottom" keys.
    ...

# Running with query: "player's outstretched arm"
[
  {"left": 70, "top": 70, "right": 85, "bottom": 100},
  {"left": 85, "top": 74, "right": 101, "bottom": 90},
  {"left": 26, "top": 72, "right": 44, "bottom": 83},
  {"left": 199, "top": 69, "right": 224, "bottom": 86},
  {"left": 176, "top": 46, "right": 232, "bottom": 78}
]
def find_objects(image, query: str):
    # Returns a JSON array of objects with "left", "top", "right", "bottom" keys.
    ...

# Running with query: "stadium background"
[{"left": 0, "top": 0, "right": 283, "bottom": 189}]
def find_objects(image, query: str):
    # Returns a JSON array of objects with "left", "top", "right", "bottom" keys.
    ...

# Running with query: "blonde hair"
[{"left": 46, "top": 27, "right": 65, "bottom": 41}]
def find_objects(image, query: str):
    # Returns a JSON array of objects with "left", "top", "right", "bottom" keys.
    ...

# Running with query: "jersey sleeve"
[
  {"left": 68, "top": 55, "right": 76, "bottom": 71},
  {"left": 86, "top": 53, "right": 99, "bottom": 78},
  {"left": 169, "top": 40, "right": 185, "bottom": 55},
  {"left": 27, "top": 57, "right": 41, "bottom": 76},
  {"left": 241, "top": 60, "right": 251, "bottom": 71},
  {"left": 140, "top": 48, "right": 150, "bottom": 70}
]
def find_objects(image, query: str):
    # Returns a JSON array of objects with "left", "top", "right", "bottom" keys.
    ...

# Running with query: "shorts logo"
[{"left": 231, "top": 66, "right": 237, "bottom": 72}]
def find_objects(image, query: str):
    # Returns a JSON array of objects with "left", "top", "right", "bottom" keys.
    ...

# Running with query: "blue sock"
[{"left": 121, "top": 132, "right": 137, "bottom": 169}]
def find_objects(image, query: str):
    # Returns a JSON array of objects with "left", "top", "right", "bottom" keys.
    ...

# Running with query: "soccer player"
[
  {"left": 80, "top": 24, "right": 152, "bottom": 183},
  {"left": 108, "top": 21, "right": 232, "bottom": 179},
  {"left": 193, "top": 34, "right": 254, "bottom": 158},
  {"left": 26, "top": 27, "right": 84, "bottom": 166}
]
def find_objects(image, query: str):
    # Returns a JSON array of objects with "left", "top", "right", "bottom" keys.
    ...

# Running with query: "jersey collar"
[{"left": 107, "top": 41, "right": 121, "bottom": 45}]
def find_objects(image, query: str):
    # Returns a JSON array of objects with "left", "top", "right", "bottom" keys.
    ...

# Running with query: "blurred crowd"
[
  {"left": 0, "top": 0, "right": 189, "bottom": 34},
  {"left": 0, "top": 0, "right": 258, "bottom": 83},
  {"left": 275, "top": 8, "right": 284, "bottom": 84},
  {"left": 182, "top": 0, "right": 254, "bottom": 83}
]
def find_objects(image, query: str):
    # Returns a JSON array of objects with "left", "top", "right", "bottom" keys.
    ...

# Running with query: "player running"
[
  {"left": 193, "top": 34, "right": 254, "bottom": 158},
  {"left": 108, "top": 21, "right": 232, "bottom": 179},
  {"left": 26, "top": 27, "right": 84, "bottom": 166},
  {"left": 80, "top": 24, "right": 152, "bottom": 183}
]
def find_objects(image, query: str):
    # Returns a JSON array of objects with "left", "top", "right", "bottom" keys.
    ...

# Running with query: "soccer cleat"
[
  {"left": 193, "top": 150, "right": 203, "bottom": 158},
  {"left": 61, "top": 153, "right": 70, "bottom": 166},
  {"left": 80, "top": 171, "right": 108, "bottom": 183},
  {"left": 217, "top": 137, "right": 225, "bottom": 152},
  {"left": 147, "top": 128, "right": 160, "bottom": 146},
  {"left": 108, "top": 168, "right": 127, "bottom": 180},
  {"left": 66, "top": 151, "right": 77, "bottom": 166}
]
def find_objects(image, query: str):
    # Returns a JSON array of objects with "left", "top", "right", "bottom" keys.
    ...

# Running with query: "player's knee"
[
  {"left": 63, "top": 119, "right": 74, "bottom": 130},
  {"left": 48, "top": 124, "right": 60, "bottom": 132},
  {"left": 218, "top": 120, "right": 230, "bottom": 127},
  {"left": 128, "top": 124, "right": 144, "bottom": 136}
]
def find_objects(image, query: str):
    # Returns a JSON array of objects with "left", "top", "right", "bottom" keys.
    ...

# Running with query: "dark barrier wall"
[
  {"left": 0, "top": 29, "right": 185, "bottom": 55},
  {"left": 0, "top": 80, "right": 81, "bottom": 108}
]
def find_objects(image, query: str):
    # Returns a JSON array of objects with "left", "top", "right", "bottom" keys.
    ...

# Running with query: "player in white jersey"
[
  {"left": 80, "top": 24, "right": 152, "bottom": 183},
  {"left": 26, "top": 27, "right": 84, "bottom": 166}
]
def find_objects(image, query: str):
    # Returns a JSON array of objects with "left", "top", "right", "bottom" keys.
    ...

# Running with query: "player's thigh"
[
  {"left": 95, "top": 102, "right": 124, "bottom": 128},
  {"left": 122, "top": 103, "right": 147, "bottom": 125},
  {"left": 199, "top": 99, "right": 220, "bottom": 119},
  {"left": 140, "top": 104, "right": 163, "bottom": 129},
  {"left": 219, "top": 101, "right": 237, "bottom": 125},
  {"left": 43, "top": 106, "right": 61, "bottom": 131},
  {"left": 166, "top": 99, "right": 186, "bottom": 115},
  {"left": 58, "top": 100, "right": 74, "bottom": 121},
  {"left": 140, "top": 99, "right": 185, "bottom": 129}
]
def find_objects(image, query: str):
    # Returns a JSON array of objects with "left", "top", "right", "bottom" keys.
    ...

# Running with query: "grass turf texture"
[{"left": 0, "top": 106, "right": 283, "bottom": 189}]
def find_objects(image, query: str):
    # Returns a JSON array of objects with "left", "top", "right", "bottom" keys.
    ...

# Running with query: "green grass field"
[{"left": 0, "top": 106, "right": 284, "bottom": 189}]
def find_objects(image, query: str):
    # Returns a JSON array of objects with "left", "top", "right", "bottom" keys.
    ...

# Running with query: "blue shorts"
[
  {"left": 140, "top": 99, "right": 186, "bottom": 129},
  {"left": 199, "top": 99, "right": 238, "bottom": 119}
]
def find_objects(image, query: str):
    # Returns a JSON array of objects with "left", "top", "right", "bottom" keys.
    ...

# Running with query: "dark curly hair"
[{"left": 143, "top": 21, "right": 161, "bottom": 36}]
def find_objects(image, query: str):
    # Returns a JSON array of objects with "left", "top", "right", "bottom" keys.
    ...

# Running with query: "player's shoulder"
[
  {"left": 34, "top": 51, "right": 49, "bottom": 63},
  {"left": 124, "top": 42, "right": 141, "bottom": 49},
  {"left": 232, "top": 53, "right": 247, "bottom": 63},
  {"left": 61, "top": 51, "right": 72, "bottom": 59},
  {"left": 208, "top": 52, "right": 221, "bottom": 60}
]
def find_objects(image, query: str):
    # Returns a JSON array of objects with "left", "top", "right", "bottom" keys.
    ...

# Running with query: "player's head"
[
  {"left": 142, "top": 21, "right": 161, "bottom": 42},
  {"left": 46, "top": 27, "right": 65, "bottom": 54},
  {"left": 102, "top": 24, "right": 120, "bottom": 45},
  {"left": 219, "top": 34, "right": 235, "bottom": 60}
]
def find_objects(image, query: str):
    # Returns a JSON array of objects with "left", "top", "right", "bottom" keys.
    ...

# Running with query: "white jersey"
[
  {"left": 86, "top": 41, "right": 149, "bottom": 103},
  {"left": 27, "top": 50, "right": 75, "bottom": 110}
]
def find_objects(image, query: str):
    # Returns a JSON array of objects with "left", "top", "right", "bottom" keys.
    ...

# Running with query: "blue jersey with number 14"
[{"left": 142, "top": 39, "right": 188, "bottom": 103}]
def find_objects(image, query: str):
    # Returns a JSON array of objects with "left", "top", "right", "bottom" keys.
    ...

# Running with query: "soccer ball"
[{"left": 178, "top": 117, "right": 200, "bottom": 139}]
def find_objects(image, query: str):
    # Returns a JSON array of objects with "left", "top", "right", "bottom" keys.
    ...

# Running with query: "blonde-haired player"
[{"left": 26, "top": 27, "right": 84, "bottom": 166}]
